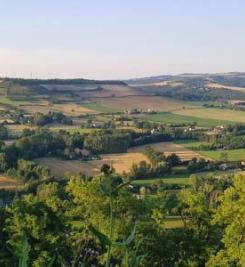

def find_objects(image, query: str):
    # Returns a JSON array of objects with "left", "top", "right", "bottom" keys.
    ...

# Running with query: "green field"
[
  {"left": 0, "top": 96, "right": 31, "bottom": 106},
  {"left": 176, "top": 140, "right": 245, "bottom": 161},
  {"left": 131, "top": 168, "right": 242, "bottom": 186},
  {"left": 140, "top": 112, "right": 235, "bottom": 127},
  {"left": 199, "top": 149, "right": 245, "bottom": 161},
  {"left": 132, "top": 173, "right": 190, "bottom": 186},
  {"left": 175, "top": 140, "right": 210, "bottom": 149},
  {"left": 72, "top": 216, "right": 184, "bottom": 229},
  {"left": 174, "top": 107, "right": 245, "bottom": 123},
  {"left": 48, "top": 126, "right": 99, "bottom": 134},
  {"left": 81, "top": 102, "right": 121, "bottom": 113}
]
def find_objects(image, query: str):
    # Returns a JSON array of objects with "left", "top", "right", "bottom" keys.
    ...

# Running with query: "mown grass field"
[
  {"left": 132, "top": 174, "right": 190, "bottom": 186},
  {"left": 199, "top": 149, "right": 245, "bottom": 161},
  {"left": 173, "top": 107, "right": 245, "bottom": 123},
  {"left": 46, "top": 124, "right": 99, "bottom": 134},
  {"left": 174, "top": 140, "right": 210, "bottom": 149},
  {"left": 0, "top": 96, "right": 31, "bottom": 106},
  {"left": 131, "top": 169, "right": 243, "bottom": 186},
  {"left": 141, "top": 112, "right": 236, "bottom": 127}
]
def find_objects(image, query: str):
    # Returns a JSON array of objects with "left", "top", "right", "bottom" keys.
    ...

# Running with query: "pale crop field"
[
  {"left": 36, "top": 153, "right": 149, "bottom": 177},
  {"left": 36, "top": 158, "right": 100, "bottom": 177},
  {"left": 0, "top": 176, "right": 21, "bottom": 189},
  {"left": 94, "top": 96, "right": 195, "bottom": 112},
  {"left": 21, "top": 102, "right": 93, "bottom": 115},
  {"left": 99, "top": 152, "right": 149, "bottom": 173},
  {"left": 128, "top": 141, "right": 206, "bottom": 161},
  {"left": 6, "top": 124, "right": 35, "bottom": 137},
  {"left": 207, "top": 82, "right": 245, "bottom": 92}
]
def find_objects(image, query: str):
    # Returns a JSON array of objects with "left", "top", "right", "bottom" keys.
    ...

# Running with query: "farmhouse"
[{"left": 0, "top": 119, "right": 15, "bottom": 124}]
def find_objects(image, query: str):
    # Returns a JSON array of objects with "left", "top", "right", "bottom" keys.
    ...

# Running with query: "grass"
[
  {"left": 72, "top": 216, "right": 185, "bottom": 229},
  {"left": 198, "top": 149, "right": 245, "bottom": 161},
  {"left": 0, "top": 96, "right": 31, "bottom": 106},
  {"left": 94, "top": 96, "right": 197, "bottom": 112},
  {"left": 132, "top": 173, "right": 190, "bottom": 186},
  {"left": 131, "top": 168, "right": 243, "bottom": 186},
  {"left": 47, "top": 126, "right": 99, "bottom": 134},
  {"left": 175, "top": 140, "right": 210, "bottom": 149},
  {"left": 174, "top": 107, "right": 245, "bottom": 123},
  {"left": 176, "top": 140, "right": 245, "bottom": 161},
  {"left": 164, "top": 216, "right": 184, "bottom": 229},
  {"left": 140, "top": 112, "right": 235, "bottom": 127},
  {"left": 81, "top": 102, "right": 120, "bottom": 113}
]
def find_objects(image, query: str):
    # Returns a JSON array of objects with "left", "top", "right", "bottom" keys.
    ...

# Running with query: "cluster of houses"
[
  {"left": 124, "top": 108, "right": 157, "bottom": 115},
  {"left": 0, "top": 111, "right": 31, "bottom": 126}
]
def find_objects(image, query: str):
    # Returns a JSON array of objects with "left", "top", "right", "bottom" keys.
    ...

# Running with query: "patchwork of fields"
[
  {"left": 176, "top": 140, "right": 245, "bottom": 161},
  {"left": 36, "top": 141, "right": 207, "bottom": 178}
]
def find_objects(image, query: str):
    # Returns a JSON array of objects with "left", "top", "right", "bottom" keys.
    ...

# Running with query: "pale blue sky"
[{"left": 1, "top": 0, "right": 245, "bottom": 79}]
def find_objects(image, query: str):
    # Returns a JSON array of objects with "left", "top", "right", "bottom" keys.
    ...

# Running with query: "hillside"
[{"left": 126, "top": 72, "right": 245, "bottom": 101}]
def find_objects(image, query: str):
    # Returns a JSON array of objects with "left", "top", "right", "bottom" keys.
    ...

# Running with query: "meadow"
[
  {"left": 131, "top": 174, "right": 190, "bottom": 186},
  {"left": 131, "top": 169, "right": 244, "bottom": 187},
  {"left": 198, "top": 149, "right": 245, "bottom": 161},
  {"left": 141, "top": 112, "right": 237, "bottom": 127},
  {"left": 33, "top": 140, "right": 217, "bottom": 178},
  {"left": 173, "top": 107, "right": 245, "bottom": 123},
  {"left": 176, "top": 140, "right": 245, "bottom": 161}
]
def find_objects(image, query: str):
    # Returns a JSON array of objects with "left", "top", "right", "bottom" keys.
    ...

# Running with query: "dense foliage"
[{"left": 0, "top": 171, "right": 244, "bottom": 266}]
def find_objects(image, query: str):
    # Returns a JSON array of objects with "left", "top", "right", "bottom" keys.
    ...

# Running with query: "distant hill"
[
  {"left": 2, "top": 73, "right": 245, "bottom": 102},
  {"left": 2, "top": 78, "right": 126, "bottom": 86},
  {"left": 126, "top": 72, "right": 245, "bottom": 88},
  {"left": 125, "top": 72, "right": 245, "bottom": 101},
  {"left": 0, "top": 77, "right": 138, "bottom": 99}
]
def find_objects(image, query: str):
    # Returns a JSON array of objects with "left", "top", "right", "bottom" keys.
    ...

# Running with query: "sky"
[{"left": 0, "top": 0, "right": 245, "bottom": 79}]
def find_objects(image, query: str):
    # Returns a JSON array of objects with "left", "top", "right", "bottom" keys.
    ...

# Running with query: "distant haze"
[{"left": 1, "top": 0, "right": 245, "bottom": 79}]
